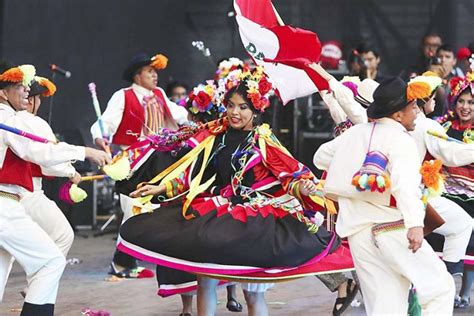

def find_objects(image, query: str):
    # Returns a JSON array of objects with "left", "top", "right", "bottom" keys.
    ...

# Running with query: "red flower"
[
  {"left": 195, "top": 91, "right": 211, "bottom": 108},
  {"left": 258, "top": 76, "right": 272, "bottom": 95},
  {"left": 258, "top": 97, "right": 270, "bottom": 111},
  {"left": 248, "top": 92, "right": 262, "bottom": 109}
]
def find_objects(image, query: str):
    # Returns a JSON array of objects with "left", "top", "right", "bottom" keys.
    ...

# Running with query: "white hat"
[{"left": 355, "top": 78, "right": 379, "bottom": 108}]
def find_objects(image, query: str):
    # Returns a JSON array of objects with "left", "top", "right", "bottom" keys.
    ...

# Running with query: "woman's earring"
[{"left": 253, "top": 114, "right": 257, "bottom": 119}]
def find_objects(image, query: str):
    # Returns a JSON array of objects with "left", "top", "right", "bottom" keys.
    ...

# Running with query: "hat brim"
[{"left": 122, "top": 60, "right": 153, "bottom": 82}]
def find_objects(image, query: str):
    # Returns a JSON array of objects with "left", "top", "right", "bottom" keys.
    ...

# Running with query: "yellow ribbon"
[{"left": 133, "top": 134, "right": 217, "bottom": 218}]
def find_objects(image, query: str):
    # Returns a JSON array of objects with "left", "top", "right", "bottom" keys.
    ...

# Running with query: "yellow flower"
[
  {"left": 467, "top": 72, "right": 474, "bottom": 82},
  {"left": 257, "top": 124, "right": 272, "bottom": 137},
  {"left": 204, "top": 85, "right": 214, "bottom": 96}
]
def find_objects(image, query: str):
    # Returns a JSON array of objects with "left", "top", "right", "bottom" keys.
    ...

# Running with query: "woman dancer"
[
  {"left": 439, "top": 72, "right": 474, "bottom": 308},
  {"left": 119, "top": 68, "right": 350, "bottom": 315}
]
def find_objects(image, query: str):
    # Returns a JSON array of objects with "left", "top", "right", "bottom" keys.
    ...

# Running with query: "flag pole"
[{"left": 271, "top": 4, "right": 285, "bottom": 26}]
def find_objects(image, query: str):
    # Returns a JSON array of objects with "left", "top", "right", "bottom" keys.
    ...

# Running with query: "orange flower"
[
  {"left": 38, "top": 77, "right": 57, "bottom": 97},
  {"left": 151, "top": 54, "right": 168, "bottom": 70},
  {"left": 420, "top": 159, "right": 444, "bottom": 191},
  {"left": 407, "top": 81, "right": 431, "bottom": 101},
  {"left": 0, "top": 67, "right": 23, "bottom": 83}
]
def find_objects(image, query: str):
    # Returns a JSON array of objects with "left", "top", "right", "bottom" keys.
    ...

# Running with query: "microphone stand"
[{"left": 47, "top": 71, "right": 56, "bottom": 126}]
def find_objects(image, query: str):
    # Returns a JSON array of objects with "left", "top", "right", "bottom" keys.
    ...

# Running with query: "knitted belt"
[
  {"left": 0, "top": 190, "right": 20, "bottom": 202},
  {"left": 371, "top": 219, "right": 405, "bottom": 247}
]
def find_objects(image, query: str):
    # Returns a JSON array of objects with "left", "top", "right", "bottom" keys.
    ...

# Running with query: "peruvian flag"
[{"left": 234, "top": 0, "right": 329, "bottom": 104}]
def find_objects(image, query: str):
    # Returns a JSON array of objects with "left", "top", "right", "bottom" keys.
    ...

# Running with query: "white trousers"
[
  {"left": 0, "top": 197, "right": 66, "bottom": 304},
  {"left": 21, "top": 190, "right": 75, "bottom": 256},
  {"left": 348, "top": 225, "right": 454, "bottom": 315},
  {"left": 431, "top": 196, "right": 472, "bottom": 263},
  {"left": 0, "top": 191, "right": 74, "bottom": 302}
]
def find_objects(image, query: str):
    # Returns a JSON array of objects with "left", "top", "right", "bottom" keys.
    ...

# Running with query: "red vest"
[
  {"left": 112, "top": 88, "right": 172, "bottom": 146},
  {"left": 0, "top": 148, "right": 34, "bottom": 192},
  {"left": 30, "top": 163, "right": 54, "bottom": 180}
]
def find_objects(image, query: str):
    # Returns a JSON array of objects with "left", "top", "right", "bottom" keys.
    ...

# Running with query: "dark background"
[{"left": 0, "top": 0, "right": 472, "bottom": 147}]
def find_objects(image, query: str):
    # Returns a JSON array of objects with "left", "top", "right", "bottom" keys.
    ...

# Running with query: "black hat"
[
  {"left": 122, "top": 53, "right": 168, "bottom": 82},
  {"left": 29, "top": 80, "right": 47, "bottom": 97},
  {"left": 367, "top": 77, "right": 409, "bottom": 119}
]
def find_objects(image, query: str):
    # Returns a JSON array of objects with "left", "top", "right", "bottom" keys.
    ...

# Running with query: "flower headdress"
[
  {"left": 0, "top": 64, "right": 36, "bottom": 87},
  {"left": 187, "top": 80, "right": 226, "bottom": 116},
  {"left": 34, "top": 76, "right": 57, "bottom": 97},
  {"left": 214, "top": 57, "right": 249, "bottom": 80},
  {"left": 224, "top": 65, "right": 273, "bottom": 112},
  {"left": 407, "top": 71, "right": 442, "bottom": 102},
  {"left": 448, "top": 71, "right": 474, "bottom": 105}
]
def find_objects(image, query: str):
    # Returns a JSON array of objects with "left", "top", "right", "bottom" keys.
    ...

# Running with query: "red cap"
[
  {"left": 457, "top": 47, "right": 471, "bottom": 60},
  {"left": 320, "top": 41, "right": 342, "bottom": 69}
]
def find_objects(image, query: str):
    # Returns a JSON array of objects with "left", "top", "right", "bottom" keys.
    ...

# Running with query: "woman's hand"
[
  {"left": 299, "top": 179, "right": 317, "bottom": 196},
  {"left": 130, "top": 184, "right": 165, "bottom": 198}
]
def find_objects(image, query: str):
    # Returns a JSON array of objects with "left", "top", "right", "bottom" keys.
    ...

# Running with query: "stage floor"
[{"left": 2, "top": 232, "right": 473, "bottom": 315}]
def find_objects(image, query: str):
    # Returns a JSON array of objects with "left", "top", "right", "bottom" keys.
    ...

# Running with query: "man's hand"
[
  {"left": 94, "top": 138, "right": 110, "bottom": 153},
  {"left": 407, "top": 226, "right": 424, "bottom": 253},
  {"left": 69, "top": 172, "right": 81, "bottom": 184},
  {"left": 85, "top": 147, "right": 112, "bottom": 167}
]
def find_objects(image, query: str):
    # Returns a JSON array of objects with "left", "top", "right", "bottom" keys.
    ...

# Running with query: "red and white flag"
[{"left": 234, "top": 0, "right": 329, "bottom": 104}]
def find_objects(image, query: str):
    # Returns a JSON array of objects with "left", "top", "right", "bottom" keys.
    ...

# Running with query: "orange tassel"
[
  {"left": 407, "top": 82, "right": 431, "bottom": 101},
  {"left": 351, "top": 175, "right": 361, "bottom": 186},
  {"left": 0, "top": 67, "right": 23, "bottom": 83},
  {"left": 420, "top": 159, "right": 444, "bottom": 191},
  {"left": 150, "top": 54, "right": 168, "bottom": 70},
  {"left": 38, "top": 77, "right": 57, "bottom": 97}
]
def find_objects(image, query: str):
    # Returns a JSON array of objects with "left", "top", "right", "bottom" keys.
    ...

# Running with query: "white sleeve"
[
  {"left": 41, "top": 163, "right": 76, "bottom": 178},
  {"left": 320, "top": 91, "right": 347, "bottom": 124},
  {"left": 328, "top": 78, "right": 368, "bottom": 124},
  {"left": 90, "top": 89, "right": 125, "bottom": 141},
  {"left": 4, "top": 116, "right": 85, "bottom": 167},
  {"left": 29, "top": 116, "right": 78, "bottom": 177},
  {"left": 160, "top": 88, "right": 189, "bottom": 125},
  {"left": 388, "top": 135, "right": 425, "bottom": 229},
  {"left": 424, "top": 120, "right": 474, "bottom": 167},
  {"left": 313, "top": 135, "right": 344, "bottom": 171}
]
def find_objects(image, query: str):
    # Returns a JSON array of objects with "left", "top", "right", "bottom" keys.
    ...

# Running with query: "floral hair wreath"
[
  {"left": 0, "top": 64, "right": 36, "bottom": 87},
  {"left": 215, "top": 57, "right": 249, "bottom": 80},
  {"left": 448, "top": 71, "right": 474, "bottom": 105},
  {"left": 224, "top": 65, "right": 273, "bottom": 112},
  {"left": 187, "top": 80, "right": 226, "bottom": 116}
]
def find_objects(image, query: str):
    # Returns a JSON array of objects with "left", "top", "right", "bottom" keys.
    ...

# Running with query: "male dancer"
[
  {"left": 90, "top": 53, "right": 188, "bottom": 278},
  {"left": 0, "top": 64, "right": 110, "bottom": 315},
  {"left": 314, "top": 77, "right": 454, "bottom": 314}
]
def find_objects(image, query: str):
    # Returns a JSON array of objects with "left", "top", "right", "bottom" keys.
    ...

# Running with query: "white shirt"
[
  {"left": 410, "top": 112, "right": 474, "bottom": 166},
  {"left": 0, "top": 103, "right": 85, "bottom": 196},
  {"left": 16, "top": 111, "right": 78, "bottom": 191},
  {"left": 314, "top": 118, "right": 425, "bottom": 237},
  {"left": 320, "top": 78, "right": 368, "bottom": 125},
  {"left": 90, "top": 84, "right": 188, "bottom": 142}
]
